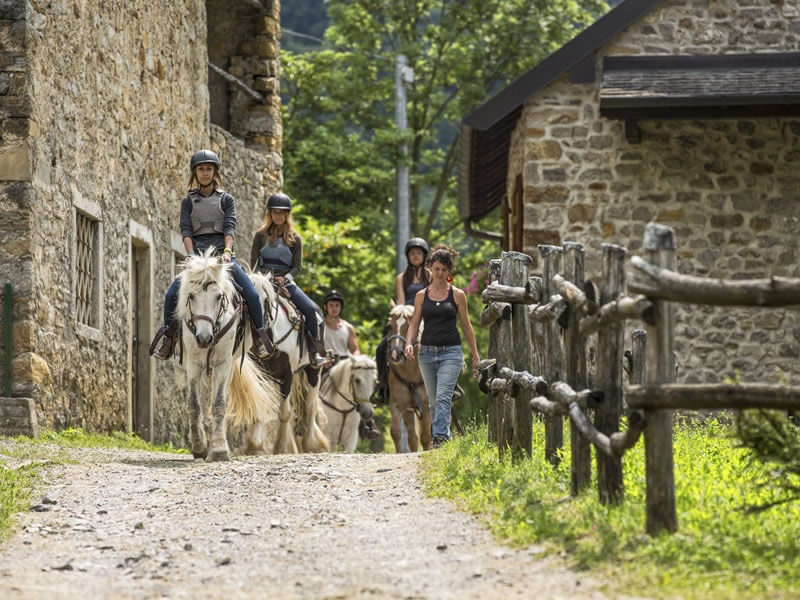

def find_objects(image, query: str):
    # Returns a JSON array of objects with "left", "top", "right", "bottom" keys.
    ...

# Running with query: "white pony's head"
[{"left": 176, "top": 248, "right": 236, "bottom": 348}]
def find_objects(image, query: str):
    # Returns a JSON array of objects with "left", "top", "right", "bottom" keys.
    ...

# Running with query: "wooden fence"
[{"left": 477, "top": 222, "right": 800, "bottom": 535}]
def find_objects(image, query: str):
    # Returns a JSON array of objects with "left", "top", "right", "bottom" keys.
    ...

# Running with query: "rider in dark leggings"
[
  {"left": 150, "top": 149, "right": 272, "bottom": 361},
  {"left": 373, "top": 237, "right": 430, "bottom": 403},
  {"left": 250, "top": 193, "right": 327, "bottom": 367}
]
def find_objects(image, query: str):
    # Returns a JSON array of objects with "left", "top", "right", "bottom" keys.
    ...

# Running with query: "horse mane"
[
  {"left": 175, "top": 248, "right": 235, "bottom": 322},
  {"left": 249, "top": 271, "right": 276, "bottom": 307},
  {"left": 389, "top": 304, "right": 415, "bottom": 320},
  {"left": 348, "top": 355, "right": 376, "bottom": 370}
]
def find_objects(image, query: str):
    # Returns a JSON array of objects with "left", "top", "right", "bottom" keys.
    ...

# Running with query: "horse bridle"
[
  {"left": 184, "top": 281, "right": 241, "bottom": 348},
  {"left": 260, "top": 279, "right": 300, "bottom": 358},
  {"left": 321, "top": 362, "right": 375, "bottom": 446},
  {"left": 384, "top": 330, "right": 424, "bottom": 419}
]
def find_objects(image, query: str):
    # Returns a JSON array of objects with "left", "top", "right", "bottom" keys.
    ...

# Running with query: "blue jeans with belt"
[
  {"left": 163, "top": 258, "right": 264, "bottom": 328},
  {"left": 417, "top": 344, "right": 463, "bottom": 441}
]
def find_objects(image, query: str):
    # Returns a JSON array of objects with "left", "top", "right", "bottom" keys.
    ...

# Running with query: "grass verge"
[{"left": 420, "top": 419, "right": 800, "bottom": 600}]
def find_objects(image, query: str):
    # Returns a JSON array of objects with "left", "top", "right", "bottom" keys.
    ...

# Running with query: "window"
[{"left": 75, "top": 211, "right": 100, "bottom": 329}]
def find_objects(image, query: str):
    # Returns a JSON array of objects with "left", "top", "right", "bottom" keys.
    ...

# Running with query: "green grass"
[
  {"left": 0, "top": 428, "right": 187, "bottom": 540},
  {"left": 420, "top": 419, "right": 800, "bottom": 600}
]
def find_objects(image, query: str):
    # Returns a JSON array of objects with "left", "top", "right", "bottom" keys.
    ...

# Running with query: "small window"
[{"left": 75, "top": 211, "right": 100, "bottom": 328}]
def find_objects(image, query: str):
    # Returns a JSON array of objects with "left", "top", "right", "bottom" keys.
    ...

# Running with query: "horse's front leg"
[
  {"left": 187, "top": 365, "right": 208, "bottom": 459},
  {"left": 207, "top": 371, "right": 233, "bottom": 462}
]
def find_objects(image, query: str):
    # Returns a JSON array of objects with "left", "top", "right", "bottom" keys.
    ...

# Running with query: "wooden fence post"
[
  {"left": 595, "top": 244, "right": 626, "bottom": 504},
  {"left": 563, "top": 242, "right": 591, "bottom": 495},
  {"left": 539, "top": 244, "right": 564, "bottom": 466},
  {"left": 496, "top": 254, "right": 515, "bottom": 456},
  {"left": 486, "top": 259, "right": 502, "bottom": 445},
  {"left": 530, "top": 276, "right": 544, "bottom": 387},
  {"left": 643, "top": 223, "right": 678, "bottom": 534},
  {"left": 631, "top": 329, "right": 646, "bottom": 386},
  {"left": 503, "top": 252, "right": 534, "bottom": 460}
]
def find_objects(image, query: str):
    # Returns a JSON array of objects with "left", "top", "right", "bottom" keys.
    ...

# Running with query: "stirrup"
[
  {"left": 150, "top": 323, "right": 176, "bottom": 360},
  {"left": 252, "top": 327, "right": 274, "bottom": 360}
]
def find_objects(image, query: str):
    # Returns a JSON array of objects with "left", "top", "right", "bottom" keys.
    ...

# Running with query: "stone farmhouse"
[
  {"left": 0, "top": 0, "right": 283, "bottom": 443},
  {"left": 458, "top": 0, "right": 800, "bottom": 385}
]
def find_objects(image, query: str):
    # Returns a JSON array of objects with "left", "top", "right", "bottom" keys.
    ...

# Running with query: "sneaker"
[{"left": 432, "top": 436, "right": 449, "bottom": 449}]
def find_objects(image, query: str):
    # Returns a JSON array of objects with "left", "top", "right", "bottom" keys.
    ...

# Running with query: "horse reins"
[
  {"left": 385, "top": 332, "right": 425, "bottom": 419},
  {"left": 320, "top": 363, "right": 374, "bottom": 447}
]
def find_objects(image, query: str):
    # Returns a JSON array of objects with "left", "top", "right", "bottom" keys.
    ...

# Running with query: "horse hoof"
[
  {"left": 193, "top": 450, "right": 208, "bottom": 460},
  {"left": 207, "top": 449, "right": 231, "bottom": 462}
]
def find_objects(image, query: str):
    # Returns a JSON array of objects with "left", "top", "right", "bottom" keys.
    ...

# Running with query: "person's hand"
[
  {"left": 276, "top": 276, "right": 285, "bottom": 285},
  {"left": 222, "top": 252, "right": 232, "bottom": 263},
  {"left": 404, "top": 344, "right": 415, "bottom": 360},
  {"left": 471, "top": 354, "right": 481, "bottom": 378}
]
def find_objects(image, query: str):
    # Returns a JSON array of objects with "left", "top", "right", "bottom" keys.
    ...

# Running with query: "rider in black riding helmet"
[
  {"left": 250, "top": 192, "right": 327, "bottom": 366},
  {"left": 372, "top": 237, "right": 431, "bottom": 404},
  {"left": 150, "top": 149, "right": 272, "bottom": 361}
]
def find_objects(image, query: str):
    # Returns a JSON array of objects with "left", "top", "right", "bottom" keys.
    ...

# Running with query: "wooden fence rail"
[{"left": 479, "top": 221, "right": 800, "bottom": 535}]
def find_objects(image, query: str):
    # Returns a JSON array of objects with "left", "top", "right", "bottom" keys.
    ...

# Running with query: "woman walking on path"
[
  {"left": 403, "top": 245, "right": 480, "bottom": 448},
  {"left": 250, "top": 192, "right": 327, "bottom": 366},
  {"left": 373, "top": 237, "right": 431, "bottom": 404},
  {"left": 150, "top": 149, "right": 272, "bottom": 360}
]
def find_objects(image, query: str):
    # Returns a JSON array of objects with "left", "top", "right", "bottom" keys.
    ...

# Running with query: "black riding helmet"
[
  {"left": 190, "top": 149, "right": 221, "bottom": 171},
  {"left": 323, "top": 289, "right": 344, "bottom": 310},
  {"left": 267, "top": 193, "right": 293, "bottom": 211},
  {"left": 404, "top": 237, "right": 429, "bottom": 260}
]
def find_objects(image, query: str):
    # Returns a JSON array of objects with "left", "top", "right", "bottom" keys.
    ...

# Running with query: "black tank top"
[{"left": 420, "top": 286, "right": 461, "bottom": 347}]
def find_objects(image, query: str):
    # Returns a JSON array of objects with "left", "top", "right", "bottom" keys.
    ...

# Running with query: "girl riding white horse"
[
  {"left": 176, "top": 250, "right": 281, "bottom": 460},
  {"left": 249, "top": 270, "right": 330, "bottom": 454}
]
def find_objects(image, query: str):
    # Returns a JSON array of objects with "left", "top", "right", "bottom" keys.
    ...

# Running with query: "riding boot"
[
  {"left": 370, "top": 367, "right": 388, "bottom": 405},
  {"left": 359, "top": 417, "right": 381, "bottom": 441},
  {"left": 251, "top": 326, "right": 274, "bottom": 360},
  {"left": 149, "top": 321, "right": 177, "bottom": 361},
  {"left": 310, "top": 338, "right": 328, "bottom": 368}
]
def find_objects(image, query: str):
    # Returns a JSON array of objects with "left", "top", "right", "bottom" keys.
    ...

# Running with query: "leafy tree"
[{"left": 284, "top": 0, "right": 608, "bottom": 238}]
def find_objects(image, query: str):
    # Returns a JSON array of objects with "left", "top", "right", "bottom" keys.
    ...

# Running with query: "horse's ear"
[{"left": 389, "top": 299, "right": 396, "bottom": 309}]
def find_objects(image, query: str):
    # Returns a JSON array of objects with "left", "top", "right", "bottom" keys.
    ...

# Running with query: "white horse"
[
  {"left": 175, "top": 250, "right": 281, "bottom": 460},
  {"left": 320, "top": 355, "right": 378, "bottom": 453},
  {"left": 249, "top": 271, "right": 330, "bottom": 454}
]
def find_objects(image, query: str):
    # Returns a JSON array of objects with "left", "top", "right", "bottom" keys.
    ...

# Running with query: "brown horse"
[{"left": 383, "top": 304, "right": 432, "bottom": 452}]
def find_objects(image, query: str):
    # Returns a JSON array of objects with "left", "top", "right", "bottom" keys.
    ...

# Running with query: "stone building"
[
  {"left": 0, "top": 0, "right": 283, "bottom": 443},
  {"left": 459, "top": 0, "right": 800, "bottom": 384}
]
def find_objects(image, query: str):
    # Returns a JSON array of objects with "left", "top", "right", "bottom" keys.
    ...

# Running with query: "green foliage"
[
  {"left": 735, "top": 409, "right": 800, "bottom": 512},
  {"left": 5, "top": 428, "right": 188, "bottom": 453},
  {"left": 421, "top": 420, "right": 800, "bottom": 599},
  {"left": 0, "top": 461, "right": 39, "bottom": 540}
]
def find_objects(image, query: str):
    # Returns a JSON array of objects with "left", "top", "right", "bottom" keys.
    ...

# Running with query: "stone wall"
[
  {"left": 514, "top": 0, "right": 800, "bottom": 384},
  {"left": 0, "top": 0, "right": 282, "bottom": 443}
]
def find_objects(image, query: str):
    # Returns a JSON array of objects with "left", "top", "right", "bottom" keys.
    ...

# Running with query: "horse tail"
[
  {"left": 227, "top": 354, "right": 281, "bottom": 430},
  {"left": 291, "top": 371, "right": 330, "bottom": 453}
]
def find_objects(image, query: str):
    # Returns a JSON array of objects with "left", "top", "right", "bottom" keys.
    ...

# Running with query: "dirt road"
[{"left": 0, "top": 444, "right": 604, "bottom": 599}]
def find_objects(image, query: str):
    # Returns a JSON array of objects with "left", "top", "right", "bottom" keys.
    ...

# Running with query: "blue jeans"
[
  {"left": 417, "top": 344, "right": 463, "bottom": 440},
  {"left": 286, "top": 282, "right": 319, "bottom": 339},
  {"left": 163, "top": 258, "right": 264, "bottom": 328}
]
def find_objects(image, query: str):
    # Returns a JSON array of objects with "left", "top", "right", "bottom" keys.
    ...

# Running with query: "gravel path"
[{"left": 0, "top": 444, "right": 606, "bottom": 599}]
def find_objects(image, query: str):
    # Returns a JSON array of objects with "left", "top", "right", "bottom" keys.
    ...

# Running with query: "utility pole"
[{"left": 395, "top": 54, "right": 414, "bottom": 273}]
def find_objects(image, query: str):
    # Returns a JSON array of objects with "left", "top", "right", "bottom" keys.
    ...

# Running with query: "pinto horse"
[
  {"left": 175, "top": 251, "right": 281, "bottom": 460},
  {"left": 249, "top": 271, "right": 330, "bottom": 454},
  {"left": 320, "top": 355, "right": 377, "bottom": 452},
  {"left": 383, "top": 304, "right": 432, "bottom": 452}
]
